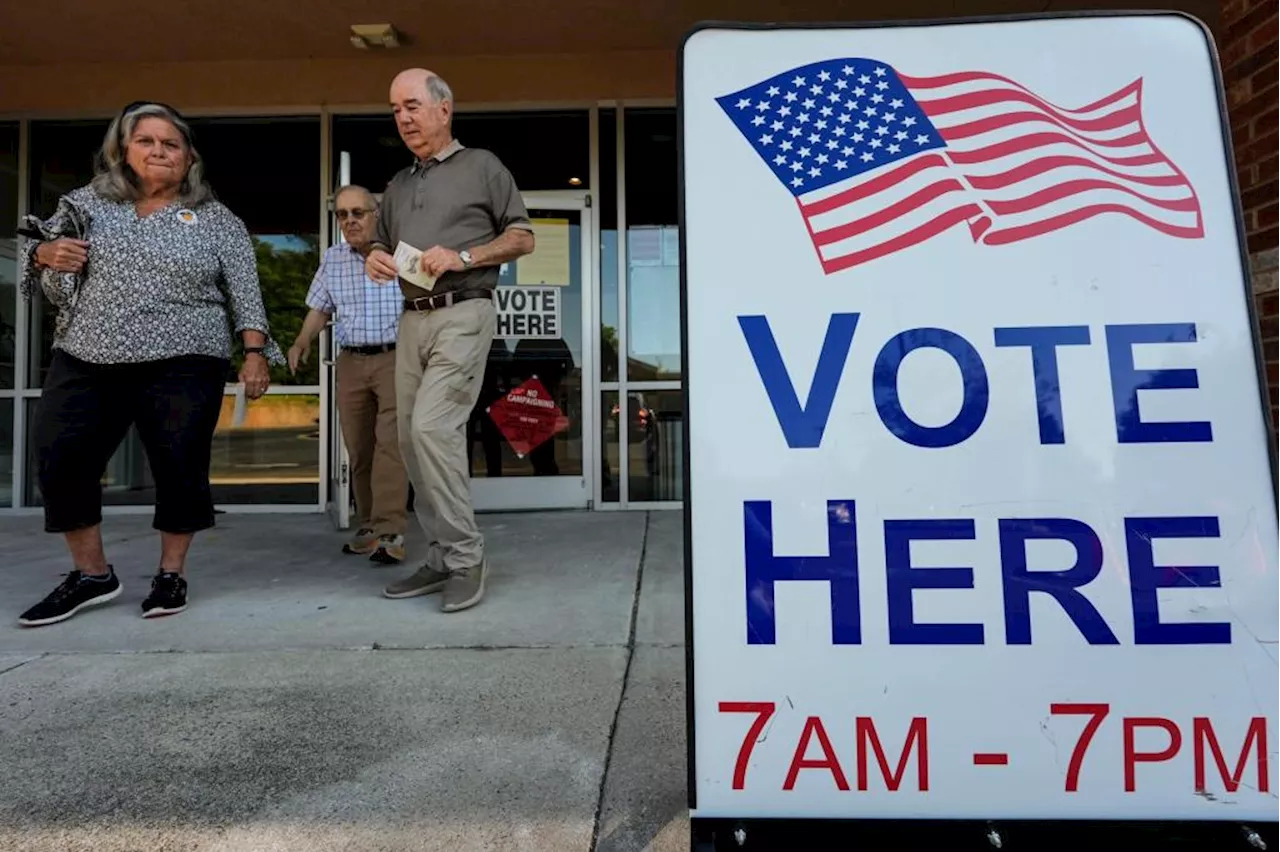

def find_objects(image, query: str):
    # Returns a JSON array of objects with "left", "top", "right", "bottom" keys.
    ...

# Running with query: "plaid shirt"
[{"left": 305, "top": 243, "right": 402, "bottom": 348}]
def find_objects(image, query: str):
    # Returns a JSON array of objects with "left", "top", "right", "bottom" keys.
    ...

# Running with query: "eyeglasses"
[{"left": 335, "top": 208, "right": 374, "bottom": 220}]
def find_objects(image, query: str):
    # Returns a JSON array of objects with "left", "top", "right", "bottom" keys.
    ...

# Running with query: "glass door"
[
  {"left": 323, "top": 187, "right": 595, "bottom": 521},
  {"left": 470, "top": 191, "right": 595, "bottom": 510}
]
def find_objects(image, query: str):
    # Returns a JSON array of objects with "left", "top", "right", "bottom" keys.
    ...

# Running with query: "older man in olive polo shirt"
[{"left": 366, "top": 68, "right": 535, "bottom": 613}]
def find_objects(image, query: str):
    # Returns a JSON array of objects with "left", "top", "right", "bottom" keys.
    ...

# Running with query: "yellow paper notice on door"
[{"left": 517, "top": 218, "right": 571, "bottom": 286}]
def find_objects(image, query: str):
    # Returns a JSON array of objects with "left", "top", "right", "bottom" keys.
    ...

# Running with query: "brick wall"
[{"left": 1222, "top": 0, "right": 1278, "bottom": 438}]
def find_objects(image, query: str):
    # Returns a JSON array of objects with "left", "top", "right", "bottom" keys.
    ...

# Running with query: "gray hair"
[
  {"left": 425, "top": 74, "right": 454, "bottom": 107},
  {"left": 90, "top": 103, "right": 212, "bottom": 207},
  {"left": 333, "top": 184, "right": 378, "bottom": 211}
]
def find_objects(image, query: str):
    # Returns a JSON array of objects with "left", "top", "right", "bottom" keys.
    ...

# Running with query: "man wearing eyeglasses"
[{"left": 289, "top": 184, "right": 408, "bottom": 564}]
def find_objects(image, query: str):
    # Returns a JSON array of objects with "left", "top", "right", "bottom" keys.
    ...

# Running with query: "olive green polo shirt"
[{"left": 372, "top": 139, "right": 533, "bottom": 299}]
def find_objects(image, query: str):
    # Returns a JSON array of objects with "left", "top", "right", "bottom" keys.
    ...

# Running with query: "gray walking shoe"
[
  {"left": 442, "top": 561, "right": 486, "bottom": 613},
  {"left": 382, "top": 564, "right": 449, "bottom": 599}
]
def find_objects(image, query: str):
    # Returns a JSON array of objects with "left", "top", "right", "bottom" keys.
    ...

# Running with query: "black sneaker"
[
  {"left": 141, "top": 572, "right": 188, "bottom": 618},
  {"left": 18, "top": 568, "right": 122, "bottom": 627}
]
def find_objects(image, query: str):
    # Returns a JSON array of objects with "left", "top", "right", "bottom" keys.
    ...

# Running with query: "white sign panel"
[
  {"left": 681, "top": 14, "right": 1278, "bottom": 823},
  {"left": 495, "top": 286, "right": 561, "bottom": 339}
]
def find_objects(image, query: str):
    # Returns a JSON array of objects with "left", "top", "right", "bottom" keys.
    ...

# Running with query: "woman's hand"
[
  {"left": 36, "top": 239, "right": 90, "bottom": 273},
  {"left": 240, "top": 353, "right": 271, "bottom": 400}
]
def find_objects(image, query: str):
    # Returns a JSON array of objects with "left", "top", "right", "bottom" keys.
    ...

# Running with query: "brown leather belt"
[{"left": 403, "top": 289, "right": 492, "bottom": 313}]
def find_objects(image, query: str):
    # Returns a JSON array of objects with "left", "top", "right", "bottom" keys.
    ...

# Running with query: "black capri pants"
[{"left": 34, "top": 350, "right": 229, "bottom": 534}]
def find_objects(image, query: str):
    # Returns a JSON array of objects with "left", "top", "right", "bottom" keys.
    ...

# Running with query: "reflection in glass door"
[{"left": 470, "top": 193, "right": 594, "bottom": 510}]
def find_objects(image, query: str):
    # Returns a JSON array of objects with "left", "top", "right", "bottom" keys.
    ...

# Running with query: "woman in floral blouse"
[{"left": 18, "top": 101, "right": 284, "bottom": 627}]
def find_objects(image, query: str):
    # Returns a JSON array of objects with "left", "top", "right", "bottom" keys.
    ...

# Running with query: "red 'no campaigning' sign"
[{"left": 487, "top": 376, "right": 570, "bottom": 457}]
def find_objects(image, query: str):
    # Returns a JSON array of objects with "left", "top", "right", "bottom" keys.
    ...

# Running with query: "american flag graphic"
[{"left": 716, "top": 58, "right": 1203, "bottom": 273}]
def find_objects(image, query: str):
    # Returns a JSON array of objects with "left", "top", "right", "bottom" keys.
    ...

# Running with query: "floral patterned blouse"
[{"left": 21, "top": 185, "right": 284, "bottom": 367}]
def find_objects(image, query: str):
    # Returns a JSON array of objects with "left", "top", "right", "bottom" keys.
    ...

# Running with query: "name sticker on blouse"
[{"left": 176, "top": 209, "right": 198, "bottom": 226}]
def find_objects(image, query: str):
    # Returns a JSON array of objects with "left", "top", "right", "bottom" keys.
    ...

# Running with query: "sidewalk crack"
[
  {"left": 589, "top": 510, "right": 650, "bottom": 851},
  {"left": 0, "top": 656, "right": 42, "bottom": 678}
]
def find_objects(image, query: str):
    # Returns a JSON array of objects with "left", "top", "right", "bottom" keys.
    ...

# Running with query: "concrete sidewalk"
[{"left": 0, "top": 510, "right": 689, "bottom": 852}]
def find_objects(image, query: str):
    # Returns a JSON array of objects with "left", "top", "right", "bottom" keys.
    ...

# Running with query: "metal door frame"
[{"left": 323, "top": 149, "right": 353, "bottom": 528}]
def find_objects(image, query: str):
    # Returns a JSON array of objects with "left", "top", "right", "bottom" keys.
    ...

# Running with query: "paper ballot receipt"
[{"left": 394, "top": 241, "right": 439, "bottom": 290}]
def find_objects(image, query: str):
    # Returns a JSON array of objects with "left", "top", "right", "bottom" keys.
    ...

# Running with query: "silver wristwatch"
[{"left": 459, "top": 249, "right": 474, "bottom": 269}]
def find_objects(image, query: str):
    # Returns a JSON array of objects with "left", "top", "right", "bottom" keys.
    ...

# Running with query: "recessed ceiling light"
[
  {"left": 350, "top": 23, "right": 400, "bottom": 49},
  {"left": 568, "top": 176, "right": 582, "bottom": 186}
]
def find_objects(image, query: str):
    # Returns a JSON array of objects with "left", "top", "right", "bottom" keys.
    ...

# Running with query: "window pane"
[
  {"left": 625, "top": 226, "right": 680, "bottom": 380},
  {"left": 599, "top": 109, "right": 619, "bottom": 383},
  {"left": 332, "top": 111, "right": 590, "bottom": 195},
  {"left": 603, "top": 389, "right": 682, "bottom": 503},
  {"left": 625, "top": 390, "right": 683, "bottom": 502},
  {"left": 25, "top": 117, "right": 321, "bottom": 388},
  {"left": 24, "top": 392, "right": 321, "bottom": 508},
  {"left": 0, "top": 122, "right": 17, "bottom": 390},
  {"left": 211, "top": 393, "right": 320, "bottom": 505},
  {"left": 26, "top": 120, "right": 108, "bottom": 389},
  {"left": 28, "top": 121, "right": 107, "bottom": 218},
  {"left": 189, "top": 117, "right": 320, "bottom": 387},
  {"left": 601, "top": 391, "right": 620, "bottom": 503},
  {"left": 624, "top": 109, "right": 680, "bottom": 380},
  {"left": 0, "top": 399, "right": 12, "bottom": 507}
]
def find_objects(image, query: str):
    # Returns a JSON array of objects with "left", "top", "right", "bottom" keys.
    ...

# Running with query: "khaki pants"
[
  {"left": 336, "top": 348, "right": 408, "bottom": 537},
  {"left": 396, "top": 298, "right": 496, "bottom": 572}
]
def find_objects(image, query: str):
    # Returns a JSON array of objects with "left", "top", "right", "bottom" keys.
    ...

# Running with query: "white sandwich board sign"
[{"left": 679, "top": 11, "right": 1278, "bottom": 834}]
